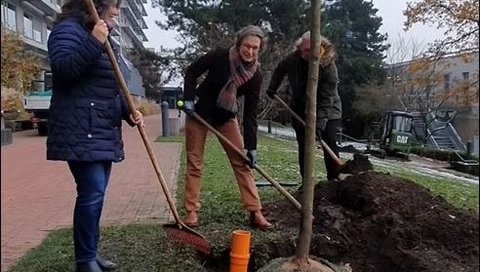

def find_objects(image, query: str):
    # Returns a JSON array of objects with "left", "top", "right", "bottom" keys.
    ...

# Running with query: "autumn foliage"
[
  {"left": 401, "top": 51, "right": 479, "bottom": 110},
  {"left": 1, "top": 86, "right": 24, "bottom": 112},
  {"left": 1, "top": 26, "right": 41, "bottom": 96},
  {"left": 404, "top": 0, "right": 479, "bottom": 51}
]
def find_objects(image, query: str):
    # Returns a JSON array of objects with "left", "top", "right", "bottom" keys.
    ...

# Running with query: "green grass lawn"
[{"left": 9, "top": 133, "right": 479, "bottom": 272}]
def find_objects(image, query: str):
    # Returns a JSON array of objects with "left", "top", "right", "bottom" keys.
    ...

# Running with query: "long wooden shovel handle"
[
  {"left": 189, "top": 112, "right": 302, "bottom": 211},
  {"left": 273, "top": 94, "right": 343, "bottom": 166},
  {"left": 85, "top": 0, "right": 184, "bottom": 227}
]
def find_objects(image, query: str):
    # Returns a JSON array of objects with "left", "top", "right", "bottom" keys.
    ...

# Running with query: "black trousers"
[{"left": 292, "top": 119, "right": 341, "bottom": 181}]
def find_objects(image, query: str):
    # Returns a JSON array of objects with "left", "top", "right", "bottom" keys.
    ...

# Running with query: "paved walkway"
[{"left": 1, "top": 114, "right": 182, "bottom": 272}]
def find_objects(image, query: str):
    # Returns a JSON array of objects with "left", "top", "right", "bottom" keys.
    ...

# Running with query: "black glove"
[
  {"left": 315, "top": 130, "right": 322, "bottom": 142},
  {"left": 183, "top": 100, "right": 195, "bottom": 116},
  {"left": 316, "top": 118, "right": 328, "bottom": 131},
  {"left": 245, "top": 149, "right": 257, "bottom": 168},
  {"left": 266, "top": 89, "right": 276, "bottom": 99}
]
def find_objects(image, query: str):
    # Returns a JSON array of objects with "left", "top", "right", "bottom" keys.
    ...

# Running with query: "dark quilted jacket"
[
  {"left": 267, "top": 50, "right": 342, "bottom": 121},
  {"left": 183, "top": 48, "right": 262, "bottom": 150},
  {"left": 46, "top": 17, "right": 133, "bottom": 162}
]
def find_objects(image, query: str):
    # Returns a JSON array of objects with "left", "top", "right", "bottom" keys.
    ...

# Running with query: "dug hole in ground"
[
  {"left": 198, "top": 161, "right": 478, "bottom": 272},
  {"left": 256, "top": 168, "right": 478, "bottom": 272}
]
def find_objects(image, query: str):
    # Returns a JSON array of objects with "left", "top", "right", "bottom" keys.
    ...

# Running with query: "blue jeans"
[{"left": 68, "top": 161, "right": 112, "bottom": 264}]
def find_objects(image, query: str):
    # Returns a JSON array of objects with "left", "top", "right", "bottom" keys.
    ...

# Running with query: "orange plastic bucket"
[{"left": 230, "top": 230, "right": 251, "bottom": 272}]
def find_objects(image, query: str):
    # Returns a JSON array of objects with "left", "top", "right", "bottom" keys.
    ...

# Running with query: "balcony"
[
  {"left": 20, "top": 0, "right": 60, "bottom": 17},
  {"left": 121, "top": 5, "right": 142, "bottom": 31},
  {"left": 120, "top": 24, "right": 144, "bottom": 48},
  {"left": 133, "top": 27, "right": 148, "bottom": 42},
  {"left": 139, "top": 2, "right": 147, "bottom": 16},
  {"left": 124, "top": 0, "right": 142, "bottom": 17},
  {"left": 22, "top": 36, "right": 48, "bottom": 53}
]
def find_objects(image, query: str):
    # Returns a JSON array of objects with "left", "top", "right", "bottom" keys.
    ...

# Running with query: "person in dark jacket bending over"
[
  {"left": 182, "top": 25, "right": 272, "bottom": 230},
  {"left": 267, "top": 31, "right": 342, "bottom": 181},
  {"left": 47, "top": 1, "right": 144, "bottom": 271}
]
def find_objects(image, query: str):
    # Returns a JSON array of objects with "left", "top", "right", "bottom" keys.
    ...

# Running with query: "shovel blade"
[{"left": 337, "top": 154, "right": 373, "bottom": 175}]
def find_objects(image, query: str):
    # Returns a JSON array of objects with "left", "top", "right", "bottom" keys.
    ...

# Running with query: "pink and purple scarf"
[{"left": 216, "top": 47, "right": 258, "bottom": 113}]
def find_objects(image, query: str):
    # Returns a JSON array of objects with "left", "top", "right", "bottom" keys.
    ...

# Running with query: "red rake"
[
  {"left": 163, "top": 225, "right": 211, "bottom": 255},
  {"left": 85, "top": 0, "right": 210, "bottom": 255}
]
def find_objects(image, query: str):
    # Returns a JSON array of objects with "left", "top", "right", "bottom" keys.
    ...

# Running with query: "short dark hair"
[{"left": 55, "top": 0, "right": 122, "bottom": 27}]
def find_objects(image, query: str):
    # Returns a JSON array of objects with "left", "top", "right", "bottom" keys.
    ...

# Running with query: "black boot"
[
  {"left": 96, "top": 255, "right": 117, "bottom": 271},
  {"left": 76, "top": 261, "right": 103, "bottom": 272}
]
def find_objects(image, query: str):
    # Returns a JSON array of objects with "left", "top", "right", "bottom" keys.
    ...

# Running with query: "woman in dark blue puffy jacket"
[{"left": 47, "top": 1, "right": 143, "bottom": 271}]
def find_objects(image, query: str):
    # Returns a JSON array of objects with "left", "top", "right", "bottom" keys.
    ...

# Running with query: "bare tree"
[
  {"left": 351, "top": 34, "right": 424, "bottom": 137},
  {"left": 294, "top": 0, "right": 321, "bottom": 268},
  {"left": 404, "top": 0, "right": 479, "bottom": 54},
  {"left": 390, "top": 50, "right": 479, "bottom": 143},
  {"left": 401, "top": 0, "right": 479, "bottom": 145}
]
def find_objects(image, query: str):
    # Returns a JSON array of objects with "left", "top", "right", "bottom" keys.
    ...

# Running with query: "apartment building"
[
  {"left": 1, "top": 0, "right": 59, "bottom": 71},
  {"left": 114, "top": 0, "right": 149, "bottom": 97},
  {"left": 445, "top": 52, "right": 480, "bottom": 154},
  {"left": 435, "top": 51, "right": 479, "bottom": 154},
  {"left": 1, "top": 0, "right": 148, "bottom": 96},
  {"left": 386, "top": 50, "right": 479, "bottom": 154},
  {"left": 115, "top": 0, "right": 148, "bottom": 55}
]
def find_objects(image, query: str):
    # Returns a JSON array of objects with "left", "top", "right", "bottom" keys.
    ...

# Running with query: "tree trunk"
[{"left": 295, "top": 0, "right": 322, "bottom": 261}]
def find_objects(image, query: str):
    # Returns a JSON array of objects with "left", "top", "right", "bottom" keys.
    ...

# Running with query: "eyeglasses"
[{"left": 240, "top": 43, "right": 260, "bottom": 52}]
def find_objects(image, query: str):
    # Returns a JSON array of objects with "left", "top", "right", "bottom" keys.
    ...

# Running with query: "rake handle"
[
  {"left": 273, "top": 94, "right": 343, "bottom": 166},
  {"left": 85, "top": 0, "right": 183, "bottom": 227},
  {"left": 189, "top": 112, "right": 302, "bottom": 211}
]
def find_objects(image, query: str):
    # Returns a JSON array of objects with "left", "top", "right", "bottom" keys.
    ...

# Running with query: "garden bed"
[
  {"left": 200, "top": 171, "right": 479, "bottom": 271},
  {"left": 250, "top": 171, "right": 479, "bottom": 272}
]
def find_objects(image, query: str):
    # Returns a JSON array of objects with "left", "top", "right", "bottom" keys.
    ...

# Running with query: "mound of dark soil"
[{"left": 261, "top": 171, "right": 479, "bottom": 272}]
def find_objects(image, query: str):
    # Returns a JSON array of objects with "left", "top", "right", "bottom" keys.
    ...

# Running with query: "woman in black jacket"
[
  {"left": 267, "top": 32, "right": 342, "bottom": 181},
  {"left": 47, "top": 1, "right": 143, "bottom": 271},
  {"left": 181, "top": 25, "right": 272, "bottom": 230}
]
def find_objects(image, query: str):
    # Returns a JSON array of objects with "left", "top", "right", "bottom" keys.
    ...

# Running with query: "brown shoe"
[
  {"left": 185, "top": 211, "right": 199, "bottom": 227},
  {"left": 249, "top": 210, "right": 273, "bottom": 230}
]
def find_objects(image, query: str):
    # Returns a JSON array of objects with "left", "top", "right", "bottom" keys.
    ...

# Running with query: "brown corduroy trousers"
[{"left": 183, "top": 116, "right": 262, "bottom": 213}]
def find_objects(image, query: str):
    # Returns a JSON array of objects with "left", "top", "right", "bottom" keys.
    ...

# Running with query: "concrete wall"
[{"left": 453, "top": 105, "right": 479, "bottom": 156}]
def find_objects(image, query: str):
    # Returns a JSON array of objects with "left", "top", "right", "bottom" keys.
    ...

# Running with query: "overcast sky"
[
  {"left": 143, "top": 1, "right": 180, "bottom": 51},
  {"left": 371, "top": 0, "right": 444, "bottom": 50},
  {"left": 142, "top": 0, "right": 445, "bottom": 84},
  {"left": 143, "top": 0, "right": 444, "bottom": 50}
]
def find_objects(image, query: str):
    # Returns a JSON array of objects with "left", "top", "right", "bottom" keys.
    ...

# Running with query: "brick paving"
[{"left": 1, "top": 114, "right": 182, "bottom": 272}]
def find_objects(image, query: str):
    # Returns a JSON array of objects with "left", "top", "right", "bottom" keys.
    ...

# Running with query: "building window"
[
  {"left": 461, "top": 72, "right": 470, "bottom": 93},
  {"left": 23, "top": 13, "right": 42, "bottom": 43},
  {"left": 1, "top": 2, "right": 17, "bottom": 30},
  {"left": 444, "top": 74, "right": 450, "bottom": 92},
  {"left": 33, "top": 18, "right": 42, "bottom": 42},
  {"left": 23, "top": 13, "right": 33, "bottom": 39}
]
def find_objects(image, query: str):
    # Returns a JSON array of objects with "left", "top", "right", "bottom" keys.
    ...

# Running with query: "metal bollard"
[
  {"left": 1, "top": 112, "right": 5, "bottom": 130},
  {"left": 161, "top": 101, "right": 170, "bottom": 137},
  {"left": 267, "top": 120, "right": 272, "bottom": 134}
]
